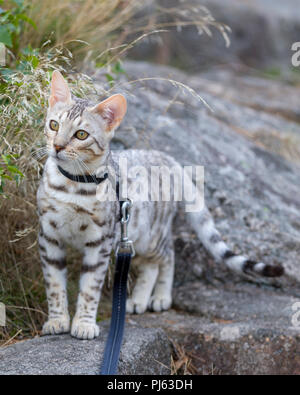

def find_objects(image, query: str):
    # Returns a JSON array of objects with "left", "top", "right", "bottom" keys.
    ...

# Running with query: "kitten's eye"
[
  {"left": 49, "top": 120, "right": 59, "bottom": 131},
  {"left": 75, "top": 130, "right": 89, "bottom": 140}
]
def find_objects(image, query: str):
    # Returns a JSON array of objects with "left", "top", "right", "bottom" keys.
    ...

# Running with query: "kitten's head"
[{"left": 45, "top": 70, "right": 126, "bottom": 172}]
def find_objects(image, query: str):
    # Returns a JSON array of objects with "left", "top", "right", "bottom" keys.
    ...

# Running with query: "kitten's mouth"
[{"left": 50, "top": 151, "right": 65, "bottom": 161}]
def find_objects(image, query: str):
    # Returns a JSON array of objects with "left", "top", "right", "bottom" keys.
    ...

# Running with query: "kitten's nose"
[{"left": 54, "top": 145, "right": 65, "bottom": 153}]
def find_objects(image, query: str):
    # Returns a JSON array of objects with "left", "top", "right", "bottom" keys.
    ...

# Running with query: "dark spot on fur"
[
  {"left": 49, "top": 220, "right": 57, "bottom": 229},
  {"left": 76, "top": 189, "right": 96, "bottom": 196},
  {"left": 222, "top": 250, "right": 235, "bottom": 260},
  {"left": 262, "top": 264, "right": 284, "bottom": 277},
  {"left": 91, "top": 217, "right": 106, "bottom": 228},
  {"left": 85, "top": 238, "right": 103, "bottom": 248},
  {"left": 210, "top": 233, "right": 222, "bottom": 244},
  {"left": 66, "top": 99, "right": 89, "bottom": 120},
  {"left": 41, "top": 255, "right": 66, "bottom": 270},
  {"left": 75, "top": 206, "right": 93, "bottom": 215},
  {"left": 43, "top": 233, "right": 60, "bottom": 247},
  {"left": 243, "top": 259, "right": 256, "bottom": 274},
  {"left": 48, "top": 180, "right": 68, "bottom": 193},
  {"left": 81, "top": 261, "right": 106, "bottom": 273},
  {"left": 39, "top": 244, "right": 46, "bottom": 252}
]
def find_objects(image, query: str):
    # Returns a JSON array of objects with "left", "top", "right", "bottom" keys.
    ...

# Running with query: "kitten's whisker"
[
  {"left": 73, "top": 160, "right": 81, "bottom": 179},
  {"left": 73, "top": 158, "right": 83, "bottom": 176},
  {"left": 32, "top": 150, "right": 48, "bottom": 161},
  {"left": 76, "top": 160, "right": 89, "bottom": 183},
  {"left": 31, "top": 147, "right": 47, "bottom": 159},
  {"left": 78, "top": 159, "right": 93, "bottom": 177}
]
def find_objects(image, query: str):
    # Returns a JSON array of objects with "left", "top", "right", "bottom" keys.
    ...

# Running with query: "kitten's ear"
[
  {"left": 49, "top": 70, "right": 71, "bottom": 108},
  {"left": 89, "top": 94, "right": 127, "bottom": 132}
]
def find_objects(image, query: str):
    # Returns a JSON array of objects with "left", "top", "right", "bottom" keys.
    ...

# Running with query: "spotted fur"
[{"left": 38, "top": 71, "right": 284, "bottom": 340}]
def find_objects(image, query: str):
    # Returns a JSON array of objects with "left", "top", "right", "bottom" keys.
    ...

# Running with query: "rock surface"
[
  {"left": 97, "top": 60, "right": 300, "bottom": 374},
  {"left": 3, "top": 60, "right": 300, "bottom": 375},
  {"left": 0, "top": 323, "right": 171, "bottom": 375},
  {"left": 132, "top": 298, "right": 300, "bottom": 375},
  {"left": 103, "top": 60, "right": 300, "bottom": 290}
]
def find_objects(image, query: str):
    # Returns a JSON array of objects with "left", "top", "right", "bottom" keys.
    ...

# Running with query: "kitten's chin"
[
  {"left": 49, "top": 152, "right": 108, "bottom": 176},
  {"left": 49, "top": 151, "right": 66, "bottom": 162}
]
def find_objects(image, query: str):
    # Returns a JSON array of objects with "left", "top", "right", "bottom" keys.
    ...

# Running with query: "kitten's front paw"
[
  {"left": 126, "top": 298, "right": 148, "bottom": 314},
  {"left": 71, "top": 319, "right": 100, "bottom": 340},
  {"left": 148, "top": 296, "right": 172, "bottom": 312},
  {"left": 42, "top": 316, "right": 70, "bottom": 335}
]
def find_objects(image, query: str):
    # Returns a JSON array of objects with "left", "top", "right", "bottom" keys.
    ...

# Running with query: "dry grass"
[
  {"left": 170, "top": 341, "right": 198, "bottom": 375},
  {"left": 22, "top": 0, "right": 142, "bottom": 56},
  {"left": 0, "top": 187, "right": 45, "bottom": 343},
  {"left": 21, "top": 0, "right": 230, "bottom": 59}
]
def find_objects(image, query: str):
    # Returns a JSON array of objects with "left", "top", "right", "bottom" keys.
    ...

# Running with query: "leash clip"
[{"left": 116, "top": 199, "right": 135, "bottom": 257}]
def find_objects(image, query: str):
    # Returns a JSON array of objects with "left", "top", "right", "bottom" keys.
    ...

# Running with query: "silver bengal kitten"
[{"left": 37, "top": 71, "right": 283, "bottom": 340}]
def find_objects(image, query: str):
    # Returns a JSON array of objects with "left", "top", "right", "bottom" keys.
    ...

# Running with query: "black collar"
[{"left": 57, "top": 165, "right": 108, "bottom": 185}]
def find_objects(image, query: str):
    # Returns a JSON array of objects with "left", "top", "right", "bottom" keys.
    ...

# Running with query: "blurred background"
[
  {"left": 1, "top": 0, "right": 300, "bottom": 358},
  {"left": 131, "top": 0, "right": 300, "bottom": 77}
]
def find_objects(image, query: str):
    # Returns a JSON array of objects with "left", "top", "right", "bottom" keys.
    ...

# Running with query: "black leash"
[
  {"left": 100, "top": 252, "right": 131, "bottom": 374},
  {"left": 100, "top": 197, "right": 134, "bottom": 375},
  {"left": 57, "top": 165, "right": 134, "bottom": 375}
]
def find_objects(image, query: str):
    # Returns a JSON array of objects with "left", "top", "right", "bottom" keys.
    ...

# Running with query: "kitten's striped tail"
[{"left": 186, "top": 208, "right": 284, "bottom": 277}]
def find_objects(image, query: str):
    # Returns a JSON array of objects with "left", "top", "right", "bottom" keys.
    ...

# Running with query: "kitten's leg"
[
  {"left": 148, "top": 236, "right": 174, "bottom": 312},
  {"left": 148, "top": 256, "right": 174, "bottom": 312},
  {"left": 71, "top": 236, "right": 113, "bottom": 340},
  {"left": 39, "top": 225, "right": 69, "bottom": 335},
  {"left": 126, "top": 257, "right": 159, "bottom": 314}
]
